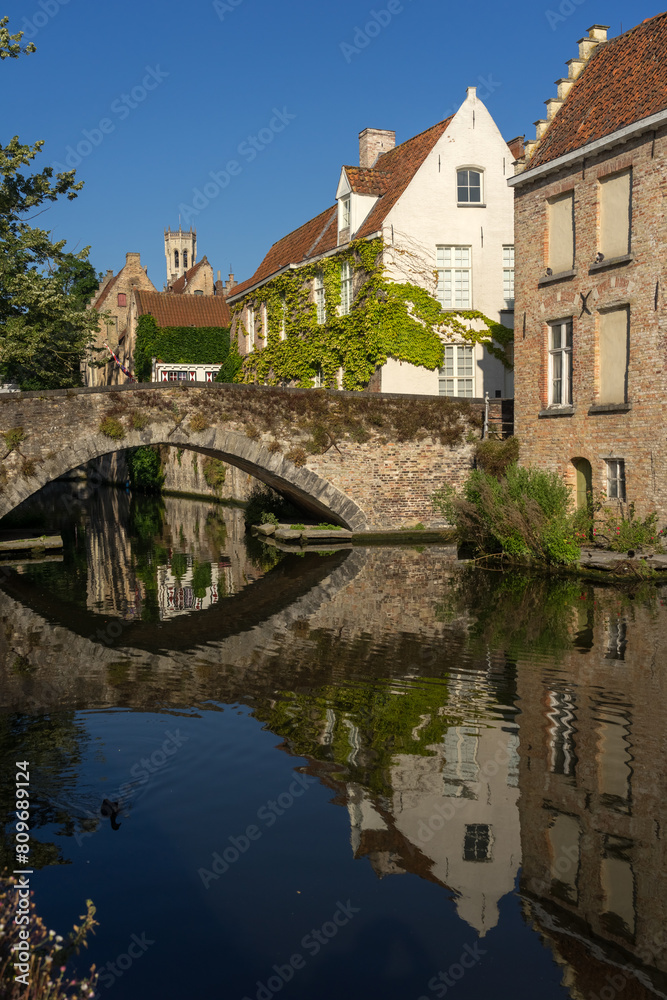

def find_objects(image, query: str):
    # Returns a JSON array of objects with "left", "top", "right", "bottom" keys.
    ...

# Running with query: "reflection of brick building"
[{"left": 516, "top": 598, "right": 667, "bottom": 998}]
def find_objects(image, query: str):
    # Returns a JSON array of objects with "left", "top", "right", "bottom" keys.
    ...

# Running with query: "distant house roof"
[
  {"left": 134, "top": 290, "right": 231, "bottom": 327},
  {"left": 169, "top": 256, "right": 211, "bottom": 294},
  {"left": 229, "top": 117, "right": 456, "bottom": 301},
  {"left": 92, "top": 273, "right": 119, "bottom": 310},
  {"left": 527, "top": 13, "right": 667, "bottom": 171}
]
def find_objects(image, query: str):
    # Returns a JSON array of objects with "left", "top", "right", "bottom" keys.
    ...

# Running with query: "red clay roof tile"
[
  {"left": 169, "top": 256, "right": 210, "bottom": 294},
  {"left": 133, "top": 290, "right": 231, "bottom": 327},
  {"left": 527, "top": 13, "right": 667, "bottom": 170}
]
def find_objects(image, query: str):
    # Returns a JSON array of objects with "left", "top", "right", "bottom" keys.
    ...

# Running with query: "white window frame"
[
  {"left": 548, "top": 319, "right": 572, "bottom": 406},
  {"left": 340, "top": 262, "right": 352, "bottom": 316},
  {"left": 436, "top": 246, "right": 472, "bottom": 309},
  {"left": 340, "top": 196, "right": 351, "bottom": 230},
  {"left": 279, "top": 294, "right": 286, "bottom": 340},
  {"left": 503, "top": 246, "right": 515, "bottom": 308},
  {"left": 439, "top": 344, "right": 475, "bottom": 397},
  {"left": 606, "top": 459, "right": 626, "bottom": 501},
  {"left": 247, "top": 305, "right": 255, "bottom": 351},
  {"left": 457, "top": 168, "right": 483, "bottom": 205},
  {"left": 314, "top": 272, "right": 325, "bottom": 324}
]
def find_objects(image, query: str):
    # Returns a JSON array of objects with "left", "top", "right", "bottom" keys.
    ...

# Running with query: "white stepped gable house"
[{"left": 228, "top": 88, "right": 520, "bottom": 397}]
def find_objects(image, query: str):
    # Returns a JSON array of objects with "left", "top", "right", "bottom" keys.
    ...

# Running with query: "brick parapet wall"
[{"left": 513, "top": 128, "right": 667, "bottom": 517}]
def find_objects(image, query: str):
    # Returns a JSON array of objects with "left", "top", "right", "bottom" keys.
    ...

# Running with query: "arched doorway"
[{"left": 572, "top": 458, "right": 593, "bottom": 509}]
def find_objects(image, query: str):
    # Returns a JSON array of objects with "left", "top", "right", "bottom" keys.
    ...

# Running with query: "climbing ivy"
[
  {"left": 134, "top": 314, "right": 230, "bottom": 383},
  {"left": 229, "top": 238, "right": 513, "bottom": 390}
]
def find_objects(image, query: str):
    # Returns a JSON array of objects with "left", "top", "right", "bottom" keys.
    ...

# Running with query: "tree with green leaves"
[{"left": 0, "top": 18, "right": 98, "bottom": 390}]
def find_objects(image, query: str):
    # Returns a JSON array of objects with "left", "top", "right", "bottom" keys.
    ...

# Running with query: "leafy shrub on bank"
[
  {"left": 432, "top": 465, "right": 580, "bottom": 565},
  {"left": 474, "top": 436, "right": 519, "bottom": 479},
  {"left": 0, "top": 872, "right": 98, "bottom": 999}
]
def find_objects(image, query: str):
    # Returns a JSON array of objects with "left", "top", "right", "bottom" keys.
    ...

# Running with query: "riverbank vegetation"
[
  {"left": 0, "top": 872, "right": 98, "bottom": 999},
  {"left": 433, "top": 439, "right": 666, "bottom": 566}
]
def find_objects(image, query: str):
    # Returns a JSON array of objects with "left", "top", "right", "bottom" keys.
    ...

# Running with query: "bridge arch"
[{"left": 0, "top": 425, "right": 368, "bottom": 529}]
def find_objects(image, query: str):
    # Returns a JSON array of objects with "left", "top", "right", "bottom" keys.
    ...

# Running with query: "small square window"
[{"left": 606, "top": 459, "right": 626, "bottom": 501}]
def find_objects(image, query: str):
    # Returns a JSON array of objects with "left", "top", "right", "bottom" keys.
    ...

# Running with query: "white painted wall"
[{"left": 381, "top": 87, "right": 515, "bottom": 398}]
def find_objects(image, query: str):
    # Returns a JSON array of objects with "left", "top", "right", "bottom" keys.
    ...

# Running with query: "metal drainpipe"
[{"left": 483, "top": 392, "right": 489, "bottom": 439}]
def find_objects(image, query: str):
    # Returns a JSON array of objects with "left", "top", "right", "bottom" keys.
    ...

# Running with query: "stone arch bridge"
[{"left": 0, "top": 383, "right": 488, "bottom": 529}]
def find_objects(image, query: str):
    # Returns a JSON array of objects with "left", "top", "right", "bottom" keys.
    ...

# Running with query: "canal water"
[{"left": 0, "top": 484, "right": 665, "bottom": 1000}]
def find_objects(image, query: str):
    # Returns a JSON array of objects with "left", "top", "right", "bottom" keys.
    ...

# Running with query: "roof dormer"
[{"left": 336, "top": 166, "right": 389, "bottom": 244}]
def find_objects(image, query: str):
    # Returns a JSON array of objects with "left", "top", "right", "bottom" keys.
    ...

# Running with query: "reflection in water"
[{"left": 0, "top": 489, "right": 666, "bottom": 1000}]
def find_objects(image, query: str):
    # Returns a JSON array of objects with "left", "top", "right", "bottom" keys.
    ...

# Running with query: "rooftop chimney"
[{"left": 359, "top": 128, "right": 395, "bottom": 168}]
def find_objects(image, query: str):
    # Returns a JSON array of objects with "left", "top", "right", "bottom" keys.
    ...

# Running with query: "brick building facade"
[{"left": 509, "top": 17, "right": 667, "bottom": 518}]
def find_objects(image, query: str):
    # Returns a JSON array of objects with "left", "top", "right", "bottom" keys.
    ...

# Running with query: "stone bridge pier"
[{"left": 0, "top": 383, "right": 485, "bottom": 530}]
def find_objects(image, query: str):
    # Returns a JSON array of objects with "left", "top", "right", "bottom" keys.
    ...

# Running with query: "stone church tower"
[{"left": 164, "top": 226, "right": 197, "bottom": 285}]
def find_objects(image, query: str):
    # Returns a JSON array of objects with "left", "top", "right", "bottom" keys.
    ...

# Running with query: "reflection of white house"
[
  {"left": 157, "top": 557, "right": 233, "bottom": 620},
  {"left": 345, "top": 686, "right": 521, "bottom": 936},
  {"left": 390, "top": 716, "right": 520, "bottom": 936}
]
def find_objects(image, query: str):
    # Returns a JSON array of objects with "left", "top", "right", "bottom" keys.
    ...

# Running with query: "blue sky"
[{"left": 4, "top": 0, "right": 663, "bottom": 289}]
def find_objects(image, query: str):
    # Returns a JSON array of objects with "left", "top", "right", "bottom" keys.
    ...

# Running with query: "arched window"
[
  {"left": 174, "top": 249, "right": 179, "bottom": 269},
  {"left": 183, "top": 250, "right": 188, "bottom": 268},
  {"left": 457, "top": 169, "right": 483, "bottom": 204}
]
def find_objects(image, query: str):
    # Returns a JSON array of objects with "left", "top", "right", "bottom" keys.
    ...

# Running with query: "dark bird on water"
[{"left": 101, "top": 798, "right": 122, "bottom": 831}]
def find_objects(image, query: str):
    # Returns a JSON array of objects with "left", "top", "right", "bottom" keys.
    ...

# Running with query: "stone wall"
[
  {"left": 0, "top": 383, "right": 484, "bottom": 530},
  {"left": 513, "top": 127, "right": 667, "bottom": 518}
]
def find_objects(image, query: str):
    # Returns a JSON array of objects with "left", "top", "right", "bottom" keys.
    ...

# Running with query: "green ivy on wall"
[
  {"left": 226, "top": 238, "right": 513, "bottom": 390},
  {"left": 134, "top": 314, "right": 230, "bottom": 383}
]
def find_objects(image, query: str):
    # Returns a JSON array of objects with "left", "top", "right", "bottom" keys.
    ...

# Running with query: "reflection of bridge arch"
[
  {"left": 0, "top": 548, "right": 369, "bottom": 711},
  {"left": 0, "top": 425, "right": 367, "bottom": 529}
]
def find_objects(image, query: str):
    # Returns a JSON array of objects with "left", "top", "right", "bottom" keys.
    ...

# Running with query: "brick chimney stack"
[{"left": 359, "top": 128, "right": 395, "bottom": 168}]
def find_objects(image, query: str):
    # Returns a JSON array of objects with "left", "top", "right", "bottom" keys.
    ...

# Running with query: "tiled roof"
[
  {"left": 170, "top": 256, "right": 210, "bottom": 294},
  {"left": 230, "top": 205, "right": 338, "bottom": 297},
  {"left": 133, "top": 290, "right": 231, "bottom": 328},
  {"left": 93, "top": 273, "right": 119, "bottom": 310},
  {"left": 230, "top": 117, "right": 454, "bottom": 299},
  {"left": 528, "top": 13, "right": 667, "bottom": 170},
  {"left": 343, "top": 166, "right": 390, "bottom": 196}
]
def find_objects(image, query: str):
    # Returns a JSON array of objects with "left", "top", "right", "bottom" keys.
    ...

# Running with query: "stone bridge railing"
[{"left": 0, "top": 383, "right": 486, "bottom": 529}]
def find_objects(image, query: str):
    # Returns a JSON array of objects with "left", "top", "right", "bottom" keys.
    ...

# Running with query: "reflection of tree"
[
  {"left": 436, "top": 569, "right": 586, "bottom": 661},
  {"left": 252, "top": 627, "right": 501, "bottom": 799},
  {"left": 128, "top": 496, "right": 166, "bottom": 623},
  {"left": 0, "top": 713, "right": 93, "bottom": 870},
  {"left": 243, "top": 533, "right": 283, "bottom": 573}
]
